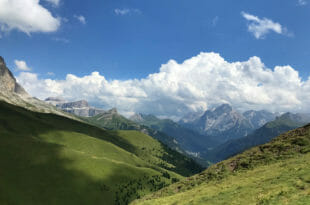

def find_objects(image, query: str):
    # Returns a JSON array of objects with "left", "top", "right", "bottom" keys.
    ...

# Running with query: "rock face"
[
  {"left": 180, "top": 104, "right": 277, "bottom": 142},
  {"left": 0, "top": 56, "right": 29, "bottom": 97},
  {"left": 243, "top": 110, "right": 277, "bottom": 129},
  {"left": 45, "top": 98, "right": 106, "bottom": 117}
]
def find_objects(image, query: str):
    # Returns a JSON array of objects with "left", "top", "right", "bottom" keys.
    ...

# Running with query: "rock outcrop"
[{"left": 0, "top": 56, "right": 29, "bottom": 97}]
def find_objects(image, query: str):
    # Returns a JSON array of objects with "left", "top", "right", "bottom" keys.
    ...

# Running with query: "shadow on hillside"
[
  {"left": 0, "top": 100, "right": 138, "bottom": 154},
  {"left": 0, "top": 101, "right": 164, "bottom": 205}
]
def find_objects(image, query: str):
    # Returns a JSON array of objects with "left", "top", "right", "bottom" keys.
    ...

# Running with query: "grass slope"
[
  {"left": 132, "top": 124, "right": 310, "bottom": 205},
  {"left": 0, "top": 101, "right": 201, "bottom": 205}
]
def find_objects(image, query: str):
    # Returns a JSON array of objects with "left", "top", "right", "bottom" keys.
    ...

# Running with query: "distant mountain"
[
  {"left": 180, "top": 104, "right": 277, "bottom": 143},
  {"left": 243, "top": 109, "right": 278, "bottom": 129},
  {"left": 130, "top": 113, "right": 220, "bottom": 154},
  {"left": 204, "top": 112, "right": 310, "bottom": 163},
  {"left": 45, "top": 98, "right": 105, "bottom": 117}
]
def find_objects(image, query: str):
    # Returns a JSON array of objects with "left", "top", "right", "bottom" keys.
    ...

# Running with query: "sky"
[{"left": 0, "top": 0, "right": 310, "bottom": 119}]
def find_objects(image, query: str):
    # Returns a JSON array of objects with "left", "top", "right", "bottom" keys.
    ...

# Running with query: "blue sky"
[
  {"left": 1, "top": 0, "right": 309, "bottom": 79},
  {"left": 1, "top": 0, "right": 310, "bottom": 118}
]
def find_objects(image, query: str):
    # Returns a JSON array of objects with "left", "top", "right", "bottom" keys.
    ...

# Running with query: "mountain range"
[
  {"left": 1, "top": 55, "right": 310, "bottom": 204},
  {"left": 179, "top": 104, "right": 278, "bottom": 143},
  {"left": 49, "top": 96, "right": 308, "bottom": 167},
  {"left": 44, "top": 94, "right": 310, "bottom": 168},
  {"left": 203, "top": 112, "right": 310, "bottom": 163},
  {"left": 45, "top": 97, "right": 106, "bottom": 117}
]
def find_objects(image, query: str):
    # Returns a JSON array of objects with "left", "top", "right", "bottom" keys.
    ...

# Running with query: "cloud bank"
[
  {"left": 17, "top": 52, "right": 310, "bottom": 119},
  {"left": 241, "top": 12, "right": 285, "bottom": 39},
  {"left": 0, "top": 0, "right": 60, "bottom": 35}
]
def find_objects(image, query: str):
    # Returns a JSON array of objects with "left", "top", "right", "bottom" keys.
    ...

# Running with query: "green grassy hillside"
[
  {"left": 0, "top": 100, "right": 202, "bottom": 205},
  {"left": 132, "top": 123, "right": 310, "bottom": 205}
]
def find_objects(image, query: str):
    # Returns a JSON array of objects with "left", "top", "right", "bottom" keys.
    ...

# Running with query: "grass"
[
  {"left": 132, "top": 124, "right": 310, "bottom": 205},
  {"left": 0, "top": 100, "right": 200, "bottom": 205},
  {"left": 132, "top": 153, "right": 310, "bottom": 205}
]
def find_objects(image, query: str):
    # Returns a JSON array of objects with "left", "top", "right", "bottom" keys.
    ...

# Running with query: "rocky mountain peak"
[
  {"left": 213, "top": 104, "right": 233, "bottom": 115},
  {"left": 0, "top": 56, "right": 29, "bottom": 97},
  {"left": 180, "top": 104, "right": 274, "bottom": 142}
]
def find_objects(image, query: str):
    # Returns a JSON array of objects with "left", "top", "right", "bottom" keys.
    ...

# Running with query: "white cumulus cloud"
[
  {"left": 0, "top": 0, "right": 60, "bottom": 35},
  {"left": 241, "top": 12, "right": 285, "bottom": 39},
  {"left": 74, "top": 15, "right": 86, "bottom": 24},
  {"left": 16, "top": 52, "right": 310, "bottom": 119},
  {"left": 14, "top": 60, "right": 32, "bottom": 71}
]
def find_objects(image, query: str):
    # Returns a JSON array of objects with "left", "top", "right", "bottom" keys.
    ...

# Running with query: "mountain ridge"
[
  {"left": 204, "top": 112, "right": 310, "bottom": 163},
  {"left": 45, "top": 98, "right": 106, "bottom": 117},
  {"left": 179, "top": 104, "right": 277, "bottom": 142}
]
